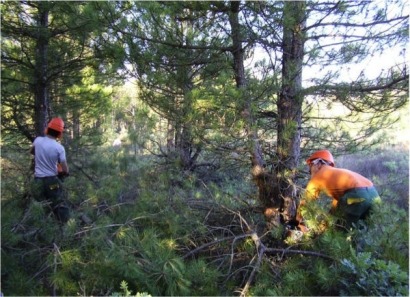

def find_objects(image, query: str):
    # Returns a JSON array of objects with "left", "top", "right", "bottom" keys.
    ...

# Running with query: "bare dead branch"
[
  {"left": 182, "top": 235, "right": 238, "bottom": 260},
  {"left": 239, "top": 231, "right": 266, "bottom": 297},
  {"left": 264, "top": 247, "right": 335, "bottom": 261}
]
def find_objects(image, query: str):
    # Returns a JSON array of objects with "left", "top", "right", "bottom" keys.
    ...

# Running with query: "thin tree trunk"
[
  {"left": 167, "top": 119, "right": 175, "bottom": 153},
  {"left": 33, "top": 3, "right": 50, "bottom": 137},
  {"left": 276, "top": 1, "right": 306, "bottom": 223},
  {"left": 229, "top": 1, "right": 282, "bottom": 227}
]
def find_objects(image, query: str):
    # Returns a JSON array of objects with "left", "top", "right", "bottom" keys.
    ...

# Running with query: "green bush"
[
  {"left": 339, "top": 250, "right": 408, "bottom": 296},
  {"left": 2, "top": 150, "right": 227, "bottom": 295},
  {"left": 2, "top": 146, "right": 408, "bottom": 296},
  {"left": 260, "top": 200, "right": 409, "bottom": 296}
]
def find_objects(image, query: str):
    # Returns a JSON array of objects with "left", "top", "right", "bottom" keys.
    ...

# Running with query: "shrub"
[
  {"left": 2, "top": 146, "right": 408, "bottom": 296},
  {"left": 339, "top": 250, "right": 408, "bottom": 296},
  {"left": 263, "top": 198, "right": 409, "bottom": 296}
]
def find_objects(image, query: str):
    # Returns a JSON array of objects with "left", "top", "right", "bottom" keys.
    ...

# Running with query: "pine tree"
[{"left": 1, "top": 1, "right": 119, "bottom": 146}]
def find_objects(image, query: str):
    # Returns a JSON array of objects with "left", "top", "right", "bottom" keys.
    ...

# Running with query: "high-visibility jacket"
[
  {"left": 303, "top": 165, "right": 380, "bottom": 225},
  {"left": 306, "top": 165, "right": 373, "bottom": 204}
]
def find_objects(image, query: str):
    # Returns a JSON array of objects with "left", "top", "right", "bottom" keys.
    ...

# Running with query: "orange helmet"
[
  {"left": 306, "top": 150, "right": 335, "bottom": 167},
  {"left": 47, "top": 117, "right": 65, "bottom": 133}
]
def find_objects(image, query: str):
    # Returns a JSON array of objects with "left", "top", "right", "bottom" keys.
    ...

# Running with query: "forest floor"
[{"left": 1, "top": 145, "right": 408, "bottom": 296}]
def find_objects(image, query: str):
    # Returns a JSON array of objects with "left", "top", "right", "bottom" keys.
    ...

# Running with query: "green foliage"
[
  {"left": 352, "top": 203, "right": 409, "bottom": 270},
  {"left": 2, "top": 147, "right": 229, "bottom": 296},
  {"left": 2, "top": 145, "right": 409, "bottom": 296},
  {"left": 112, "top": 280, "right": 151, "bottom": 297},
  {"left": 1, "top": 1, "right": 118, "bottom": 144},
  {"left": 339, "top": 250, "right": 408, "bottom": 296},
  {"left": 1, "top": 127, "right": 408, "bottom": 297},
  {"left": 265, "top": 199, "right": 409, "bottom": 296},
  {"left": 1, "top": 1, "right": 408, "bottom": 295}
]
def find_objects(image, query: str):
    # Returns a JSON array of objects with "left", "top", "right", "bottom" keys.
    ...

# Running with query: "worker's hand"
[
  {"left": 58, "top": 171, "right": 70, "bottom": 180},
  {"left": 297, "top": 223, "right": 309, "bottom": 233}
]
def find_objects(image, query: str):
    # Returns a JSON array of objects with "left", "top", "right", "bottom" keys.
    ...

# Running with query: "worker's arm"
[
  {"left": 30, "top": 137, "right": 38, "bottom": 155},
  {"left": 57, "top": 145, "right": 68, "bottom": 176},
  {"left": 329, "top": 199, "right": 338, "bottom": 214},
  {"left": 296, "top": 182, "right": 320, "bottom": 226},
  {"left": 60, "top": 161, "right": 69, "bottom": 174}
]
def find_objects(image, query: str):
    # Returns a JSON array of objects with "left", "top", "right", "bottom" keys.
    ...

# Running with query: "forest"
[{"left": 1, "top": 1, "right": 409, "bottom": 296}]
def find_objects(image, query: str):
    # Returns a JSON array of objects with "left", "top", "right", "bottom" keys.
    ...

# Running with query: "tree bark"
[
  {"left": 33, "top": 2, "right": 50, "bottom": 137},
  {"left": 276, "top": 1, "right": 306, "bottom": 223},
  {"left": 228, "top": 1, "right": 282, "bottom": 227}
]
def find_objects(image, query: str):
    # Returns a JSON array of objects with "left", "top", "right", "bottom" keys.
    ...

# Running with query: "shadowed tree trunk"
[
  {"left": 228, "top": 1, "right": 282, "bottom": 228},
  {"left": 33, "top": 2, "right": 51, "bottom": 137},
  {"left": 274, "top": 0, "right": 306, "bottom": 224}
]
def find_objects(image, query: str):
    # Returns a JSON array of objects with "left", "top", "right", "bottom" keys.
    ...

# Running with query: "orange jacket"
[{"left": 305, "top": 165, "right": 373, "bottom": 204}]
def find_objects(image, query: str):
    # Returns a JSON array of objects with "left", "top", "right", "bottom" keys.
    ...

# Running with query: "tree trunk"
[
  {"left": 33, "top": 3, "right": 50, "bottom": 137},
  {"left": 228, "top": 1, "right": 282, "bottom": 228},
  {"left": 276, "top": 1, "right": 306, "bottom": 223},
  {"left": 166, "top": 118, "right": 176, "bottom": 156},
  {"left": 72, "top": 111, "right": 81, "bottom": 139},
  {"left": 167, "top": 89, "right": 197, "bottom": 171}
]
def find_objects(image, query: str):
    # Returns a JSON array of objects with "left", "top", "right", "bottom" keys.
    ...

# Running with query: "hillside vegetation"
[
  {"left": 1, "top": 143, "right": 408, "bottom": 296},
  {"left": 1, "top": 1, "right": 408, "bottom": 296}
]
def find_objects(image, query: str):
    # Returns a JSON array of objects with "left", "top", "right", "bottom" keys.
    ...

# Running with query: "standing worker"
[
  {"left": 296, "top": 149, "right": 381, "bottom": 231},
  {"left": 30, "top": 117, "right": 70, "bottom": 223}
]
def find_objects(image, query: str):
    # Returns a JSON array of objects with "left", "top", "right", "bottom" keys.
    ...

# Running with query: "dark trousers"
[
  {"left": 31, "top": 176, "right": 70, "bottom": 223},
  {"left": 337, "top": 186, "right": 381, "bottom": 227}
]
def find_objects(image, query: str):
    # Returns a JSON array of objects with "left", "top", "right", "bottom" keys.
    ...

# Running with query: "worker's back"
[{"left": 307, "top": 165, "right": 373, "bottom": 200}]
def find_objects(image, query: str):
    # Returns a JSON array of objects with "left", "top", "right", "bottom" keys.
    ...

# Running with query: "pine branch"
[
  {"left": 182, "top": 235, "right": 239, "bottom": 260},
  {"left": 264, "top": 247, "right": 335, "bottom": 261},
  {"left": 239, "top": 232, "right": 266, "bottom": 297},
  {"left": 239, "top": 230, "right": 336, "bottom": 297},
  {"left": 74, "top": 223, "right": 125, "bottom": 236},
  {"left": 53, "top": 243, "right": 62, "bottom": 297},
  {"left": 71, "top": 162, "right": 99, "bottom": 187}
]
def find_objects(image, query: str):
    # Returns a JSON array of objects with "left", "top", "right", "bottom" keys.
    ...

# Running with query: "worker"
[
  {"left": 296, "top": 149, "right": 381, "bottom": 231},
  {"left": 30, "top": 117, "right": 70, "bottom": 223}
]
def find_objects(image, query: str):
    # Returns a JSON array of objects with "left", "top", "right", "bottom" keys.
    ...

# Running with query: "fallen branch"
[
  {"left": 265, "top": 247, "right": 335, "bottom": 261},
  {"left": 239, "top": 232, "right": 266, "bottom": 297},
  {"left": 182, "top": 231, "right": 334, "bottom": 262},
  {"left": 52, "top": 243, "right": 62, "bottom": 297},
  {"left": 74, "top": 224, "right": 125, "bottom": 236},
  {"left": 239, "top": 231, "right": 335, "bottom": 297},
  {"left": 182, "top": 235, "right": 238, "bottom": 259},
  {"left": 182, "top": 207, "right": 336, "bottom": 296}
]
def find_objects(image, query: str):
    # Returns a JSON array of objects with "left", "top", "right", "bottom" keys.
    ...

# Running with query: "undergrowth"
[{"left": 1, "top": 147, "right": 408, "bottom": 296}]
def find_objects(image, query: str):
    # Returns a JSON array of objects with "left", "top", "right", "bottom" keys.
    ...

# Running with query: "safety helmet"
[
  {"left": 306, "top": 150, "right": 335, "bottom": 167},
  {"left": 47, "top": 117, "right": 65, "bottom": 133}
]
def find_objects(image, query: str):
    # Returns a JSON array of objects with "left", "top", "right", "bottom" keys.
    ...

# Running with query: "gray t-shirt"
[{"left": 33, "top": 136, "right": 66, "bottom": 177}]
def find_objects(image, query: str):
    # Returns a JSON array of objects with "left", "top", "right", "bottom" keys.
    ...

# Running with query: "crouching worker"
[
  {"left": 30, "top": 117, "right": 70, "bottom": 223},
  {"left": 296, "top": 150, "right": 381, "bottom": 231}
]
